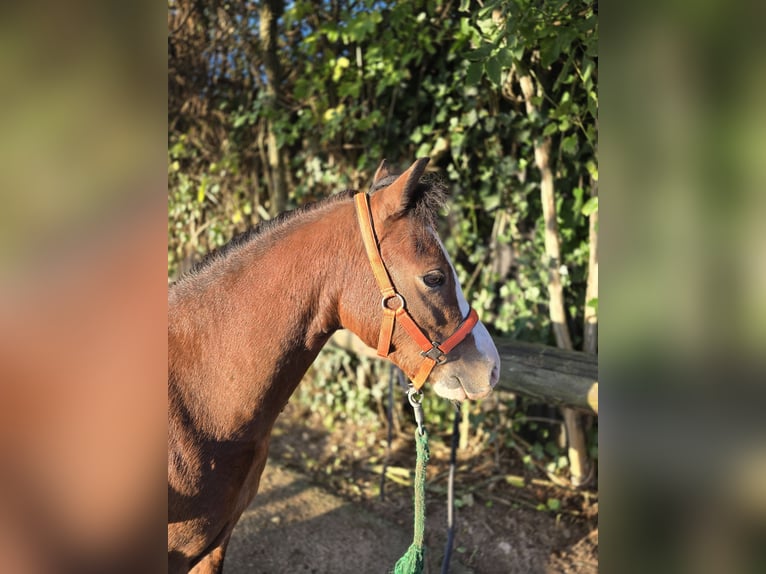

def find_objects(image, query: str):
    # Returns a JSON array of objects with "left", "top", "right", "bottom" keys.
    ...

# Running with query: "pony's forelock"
[{"left": 410, "top": 172, "right": 448, "bottom": 227}]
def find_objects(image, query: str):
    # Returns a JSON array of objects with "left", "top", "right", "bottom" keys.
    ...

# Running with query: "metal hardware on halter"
[
  {"left": 420, "top": 343, "right": 447, "bottom": 364},
  {"left": 381, "top": 293, "right": 405, "bottom": 310},
  {"left": 407, "top": 387, "right": 426, "bottom": 436}
]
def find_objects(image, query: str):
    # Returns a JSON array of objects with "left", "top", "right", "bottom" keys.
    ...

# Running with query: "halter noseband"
[{"left": 354, "top": 192, "right": 479, "bottom": 391}]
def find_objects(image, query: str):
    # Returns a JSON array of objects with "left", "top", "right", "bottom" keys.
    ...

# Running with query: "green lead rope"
[{"left": 392, "top": 429, "right": 430, "bottom": 574}]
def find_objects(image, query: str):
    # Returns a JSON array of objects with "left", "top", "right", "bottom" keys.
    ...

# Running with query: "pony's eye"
[{"left": 423, "top": 271, "right": 446, "bottom": 288}]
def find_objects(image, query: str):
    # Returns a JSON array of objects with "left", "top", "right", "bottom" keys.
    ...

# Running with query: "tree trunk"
[
  {"left": 584, "top": 179, "right": 598, "bottom": 354},
  {"left": 259, "top": 0, "right": 287, "bottom": 215},
  {"left": 579, "top": 175, "right": 599, "bottom": 485},
  {"left": 519, "top": 74, "right": 591, "bottom": 487},
  {"left": 534, "top": 136, "right": 573, "bottom": 350}
]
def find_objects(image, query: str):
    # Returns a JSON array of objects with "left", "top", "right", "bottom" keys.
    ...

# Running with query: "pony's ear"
[
  {"left": 372, "top": 157, "right": 430, "bottom": 221},
  {"left": 371, "top": 159, "right": 392, "bottom": 187}
]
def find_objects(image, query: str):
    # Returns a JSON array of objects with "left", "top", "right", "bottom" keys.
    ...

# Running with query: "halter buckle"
[{"left": 420, "top": 343, "right": 446, "bottom": 364}]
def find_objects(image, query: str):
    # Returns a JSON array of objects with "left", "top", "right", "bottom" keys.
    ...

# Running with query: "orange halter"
[{"left": 354, "top": 192, "right": 479, "bottom": 390}]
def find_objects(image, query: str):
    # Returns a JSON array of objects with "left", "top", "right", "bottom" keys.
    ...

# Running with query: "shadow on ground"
[{"left": 225, "top": 463, "right": 472, "bottom": 574}]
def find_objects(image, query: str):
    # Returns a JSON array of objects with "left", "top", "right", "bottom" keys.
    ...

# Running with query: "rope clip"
[{"left": 407, "top": 388, "right": 426, "bottom": 436}]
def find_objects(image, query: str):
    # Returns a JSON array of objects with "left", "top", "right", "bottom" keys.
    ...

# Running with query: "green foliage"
[
  {"left": 294, "top": 348, "right": 390, "bottom": 429},
  {"left": 169, "top": 0, "right": 598, "bottom": 475}
]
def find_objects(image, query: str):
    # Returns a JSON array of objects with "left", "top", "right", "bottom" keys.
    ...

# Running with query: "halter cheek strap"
[{"left": 354, "top": 192, "right": 479, "bottom": 390}]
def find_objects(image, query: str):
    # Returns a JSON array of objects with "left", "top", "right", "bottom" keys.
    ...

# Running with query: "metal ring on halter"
[{"left": 381, "top": 293, "right": 405, "bottom": 310}]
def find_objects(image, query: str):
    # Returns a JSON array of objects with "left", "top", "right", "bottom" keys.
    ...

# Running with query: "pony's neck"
[{"left": 169, "top": 199, "right": 361, "bottom": 441}]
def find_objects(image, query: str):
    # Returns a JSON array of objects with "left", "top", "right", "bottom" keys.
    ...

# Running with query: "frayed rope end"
[{"left": 392, "top": 543, "right": 425, "bottom": 574}]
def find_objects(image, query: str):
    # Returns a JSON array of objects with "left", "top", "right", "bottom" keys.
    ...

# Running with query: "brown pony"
[{"left": 168, "top": 158, "right": 500, "bottom": 573}]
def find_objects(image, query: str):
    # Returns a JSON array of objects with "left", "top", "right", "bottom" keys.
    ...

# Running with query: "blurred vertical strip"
[
  {"left": 602, "top": 0, "right": 766, "bottom": 571},
  {"left": 0, "top": 0, "right": 166, "bottom": 572}
]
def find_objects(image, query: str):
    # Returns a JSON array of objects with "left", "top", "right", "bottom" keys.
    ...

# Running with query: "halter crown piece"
[{"left": 353, "top": 192, "right": 479, "bottom": 391}]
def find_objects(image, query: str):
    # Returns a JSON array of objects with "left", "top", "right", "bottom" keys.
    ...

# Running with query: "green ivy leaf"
[
  {"left": 483, "top": 194, "right": 500, "bottom": 211},
  {"left": 466, "top": 43, "right": 493, "bottom": 62},
  {"left": 485, "top": 56, "right": 502, "bottom": 87},
  {"left": 561, "top": 134, "right": 578, "bottom": 155},
  {"left": 587, "top": 161, "right": 599, "bottom": 182},
  {"left": 332, "top": 56, "right": 350, "bottom": 82},
  {"left": 466, "top": 61, "right": 483, "bottom": 85},
  {"left": 581, "top": 197, "right": 598, "bottom": 216},
  {"left": 495, "top": 47, "right": 515, "bottom": 68}
]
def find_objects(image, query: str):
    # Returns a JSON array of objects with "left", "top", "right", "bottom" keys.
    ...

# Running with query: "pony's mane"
[
  {"left": 178, "top": 189, "right": 357, "bottom": 281},
  {"left": 173, "top": 168, "right": 448, "bottom": 285}
]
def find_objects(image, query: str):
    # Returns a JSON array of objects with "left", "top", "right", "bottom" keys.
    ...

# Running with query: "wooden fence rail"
[{"left": 329, "top": 331, "right": 598, "bottom": 415}]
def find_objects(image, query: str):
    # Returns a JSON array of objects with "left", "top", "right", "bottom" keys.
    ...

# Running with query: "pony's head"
[{"left": 339, "top": 158, "right": 500, "bottom": 401}]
